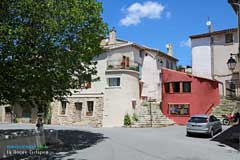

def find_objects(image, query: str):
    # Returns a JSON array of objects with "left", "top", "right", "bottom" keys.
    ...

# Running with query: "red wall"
[{"left": 162, "top": 68, "right": 220, "bottom": 124}]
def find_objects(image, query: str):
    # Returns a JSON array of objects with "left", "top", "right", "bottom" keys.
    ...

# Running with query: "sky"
[{"left": 99, "top": 0, "right": 237, "bottom": 66}]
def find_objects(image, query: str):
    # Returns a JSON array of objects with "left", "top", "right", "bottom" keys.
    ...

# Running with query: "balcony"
[
  {"left": 226, "top": 80, "right": 240, "bottom": 98},
  {"left": 106, "top": 59, "right": 140, "bottom": 72}
]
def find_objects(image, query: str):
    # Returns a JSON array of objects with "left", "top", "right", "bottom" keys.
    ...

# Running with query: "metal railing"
[
  {"left": 106, "top": 59, "right": 140, "bottom": 72},
  {"left": 226, "top": 80, "right": 240, "bottom": 97}
]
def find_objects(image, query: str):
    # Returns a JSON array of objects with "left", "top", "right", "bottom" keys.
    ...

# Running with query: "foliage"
[
  {"left": 124, "top": 113, "right": 131, "bottom": 126},
  {"left": 132, "top": 113, "right": 138, "bottom": 122},
  {"left": 176, "top": 65, "right": 183, "bottom": 71},
  {"left": 142, "top": 102, "right": 149, "bottom": 106},
  {"left": 0, "top": 0, "right": 108, "bottom": 105},
  {"left": 129, "top": 66, "right": 139, "bottom": 71}
]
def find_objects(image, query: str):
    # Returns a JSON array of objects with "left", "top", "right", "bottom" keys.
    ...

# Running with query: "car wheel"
[
  {"left": 186, "top": 132, "right": 191, "bottom": 137},
  {"left": 209, "top": 129, "right": 214, "bottom": 138},
  {"left": 219, "top": 127, "right": 222, "bottom": 132},
  {"left": 223, "top": 119, "right": 230, "bottom": 125}
]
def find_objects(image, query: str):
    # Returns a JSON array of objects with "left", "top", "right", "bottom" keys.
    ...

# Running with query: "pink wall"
[{"left": 162, "top": 68, "right": 220, "bottom": 124}]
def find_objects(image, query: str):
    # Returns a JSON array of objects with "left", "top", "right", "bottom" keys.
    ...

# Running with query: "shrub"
[
  {"left": 124, "top": 113, "right": 131, "bottom": 126},
  {"left": 132, "top": 113, "right": 138, "bottom": 122}
]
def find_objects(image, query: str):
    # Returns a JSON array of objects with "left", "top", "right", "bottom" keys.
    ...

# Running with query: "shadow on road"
[
  {"left": 211, "top": 125, "right": 240, "bottom": 151},
  {"left": 1, "top": 129, "right": 107, "bottom": 160}
]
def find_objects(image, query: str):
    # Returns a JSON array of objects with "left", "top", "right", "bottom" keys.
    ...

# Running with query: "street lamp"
[
  {"left": 227, "top": 53, "right": 237, "bottom": 71},
  {"left": 227, "top": 1, "right": 240, "bottom": 72}
]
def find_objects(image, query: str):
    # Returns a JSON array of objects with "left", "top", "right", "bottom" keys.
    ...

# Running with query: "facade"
[
  {"left": 162, "top": 68, "right": 220, "bottom": 124},
  {"left": 50, "top": 30, "right": 178, "bottom": 127},
  {"left": 190, "top": 28, "right": 238, "bottom": 97}
]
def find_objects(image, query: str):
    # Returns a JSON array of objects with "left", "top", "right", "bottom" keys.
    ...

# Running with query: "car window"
[
  {"left": 212, "top": 116, "right": 218, "bottom": 121},
  {"left": 188, "top": 117, "right": 207, "bottom": 123},
  {"left": 209, "top": 116, "right": 217, "bottom": 122}
]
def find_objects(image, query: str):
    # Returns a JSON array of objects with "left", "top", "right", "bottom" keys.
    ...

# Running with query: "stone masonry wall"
[{"left": 51, "top": 97, "right": 104, "bottom": 127}]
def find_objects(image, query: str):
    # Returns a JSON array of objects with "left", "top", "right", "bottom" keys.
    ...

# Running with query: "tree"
[{"left": 0, "top": 0, "right": 108, "bottom": 106}]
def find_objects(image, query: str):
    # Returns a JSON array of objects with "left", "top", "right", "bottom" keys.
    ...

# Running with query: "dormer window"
[{"left": 225, "top": 33, "right": 233, "bottom": 44}]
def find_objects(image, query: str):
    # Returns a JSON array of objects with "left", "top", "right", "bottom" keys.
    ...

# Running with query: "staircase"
[
  {"left": 132, "top": 102, "right": 175, "bottom": 128},
  {"left": 211, "top": 98, "right": 240, "bottom": 120}
]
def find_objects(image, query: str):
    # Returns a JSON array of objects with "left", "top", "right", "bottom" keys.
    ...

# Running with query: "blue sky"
[{"left": 99, "top": 0, "right": 236, "bottom": 66}]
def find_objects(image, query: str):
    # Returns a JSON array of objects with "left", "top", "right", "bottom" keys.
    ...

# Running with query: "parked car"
[{"left": 186, "top": 114, "right": 222, "bottom": 137}]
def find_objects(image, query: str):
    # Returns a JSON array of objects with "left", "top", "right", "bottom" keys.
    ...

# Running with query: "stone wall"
[{"left": 51, "top": 96, "right": 104, "bottom": 127}]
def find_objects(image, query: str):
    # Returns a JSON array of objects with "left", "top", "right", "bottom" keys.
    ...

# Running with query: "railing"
[
  {"left": 226, "top": 80, "right": 240, "bottom": 97},
  {"left": 106, "top": 59, "right": 140, "bottom": 72}
]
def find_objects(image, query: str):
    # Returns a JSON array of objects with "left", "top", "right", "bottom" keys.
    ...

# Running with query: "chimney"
[
  {"left": 109, "top": 27, "right": 116, "bottom": 45},
  {"left": 166, "top": 43, "right": 173, "bottom": 56}
]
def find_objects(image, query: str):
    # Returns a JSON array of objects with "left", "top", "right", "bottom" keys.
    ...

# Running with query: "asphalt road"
[{"left": 0, "top": 124, "right": 239, "bottom": 160}]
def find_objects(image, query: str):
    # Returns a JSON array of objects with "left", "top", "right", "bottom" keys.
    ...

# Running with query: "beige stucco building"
[
  {"left": 50, "top": 30, "right": 177, "bottom": 127},
  {"left": 190, "top": 28, "right": 238, "bottom": 97},
  {"left": 0, "top": 30, "right": 177, "bottom": 127}
]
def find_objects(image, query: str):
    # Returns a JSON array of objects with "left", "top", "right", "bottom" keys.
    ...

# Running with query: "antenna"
[{"left": 206, "top": 17, "right": 213, "bottom": 33}]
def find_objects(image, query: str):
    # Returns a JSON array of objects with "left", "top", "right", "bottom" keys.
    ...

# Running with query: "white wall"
[
  {"left": 191, "top": 32, "right": 238, "bottom": 96},
  {"left": 103, "top": 71, "right": 140, "bottom": 127},
  {"left": 191, "top": 37, "right": 212, "bottom": 79},
  {"left": 107, "top": 46, "right": 142, "bottom": 64},
  {"left": 141, "top": 52, "right": 161, "bottom": 102},
  {"left": 212, "top": 33, "right": 238, "bottom": 96}
]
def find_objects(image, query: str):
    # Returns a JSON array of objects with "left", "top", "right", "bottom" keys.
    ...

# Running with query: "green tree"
[{"left": 0, "top": 0, "right": 108, "bottom": 106}]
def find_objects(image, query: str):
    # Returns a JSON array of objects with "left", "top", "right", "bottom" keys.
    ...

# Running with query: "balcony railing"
[
  {"left": 106, "top": 60, "right": 140, "bottom": 72},
  {"left": 226, "top": 80, "right": 240, "bottom": 97}
]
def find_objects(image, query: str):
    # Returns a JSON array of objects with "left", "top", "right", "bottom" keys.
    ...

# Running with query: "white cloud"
[
  {"left": 180, "top": 39, "right": 191, "bottom": 48},
  {"left": 120, "top": 1, "right": 165, "bottom": 26}
]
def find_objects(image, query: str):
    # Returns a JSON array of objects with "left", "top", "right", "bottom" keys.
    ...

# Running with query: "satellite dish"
[
  {"left": 206, "top": 20, "right": 211, "bottom": 26},
  {"left": 166, "top": 44, "right": 170, "bottom": 48}
]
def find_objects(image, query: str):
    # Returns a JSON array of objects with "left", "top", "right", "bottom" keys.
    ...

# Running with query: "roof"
[
  {"left": 162, "top": 68, "right": 220, "bottom": 83},
  {"left": 189, "top": 28, "right": 237, "bottom": 39},
  {"left": 102, "top": 39, "right": 178, "bottom": 62},
  {"left": 228, "top": 0, "right": 238, "bottom": 14}
]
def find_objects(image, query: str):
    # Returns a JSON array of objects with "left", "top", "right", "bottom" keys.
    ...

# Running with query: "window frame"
[
  {"left": 86, "top": 101, "right": 94, "bottom": 116},
  {"left": 75, "top": 102, "right": 83, "bottom": 111},
  {"left": 225, "top": 33, "right": 233, "bottom": 44},
  {"left": 165, "top": 83, "right": 170, "bottom": 93},
  {"left": 168, "top": 103, "right": 190, "bottom": 116},
  {"left": 183, "top": 82, "right": 191, "bottom": 93},
  {"left": 107, "top": 77, "right": 121, "bottom": 87},
  {"left": 59, "top": 101, "right": 67, "bottom": 115},
  {"left": 172, "top": 82, "right": 180, "bottom": 93}
]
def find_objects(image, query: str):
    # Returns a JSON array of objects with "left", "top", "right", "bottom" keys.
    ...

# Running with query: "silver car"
[{"left": 186, "top": 114, "right": 222, "bottom": 137}]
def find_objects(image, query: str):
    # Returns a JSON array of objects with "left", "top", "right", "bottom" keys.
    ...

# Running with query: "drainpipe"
[{"left": 210, "top": 36, "right": 215, "bottom": 80}]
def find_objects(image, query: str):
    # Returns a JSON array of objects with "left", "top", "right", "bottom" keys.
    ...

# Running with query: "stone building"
[{"left": 50, "top": 30, "right": 178, "bottom": 127}]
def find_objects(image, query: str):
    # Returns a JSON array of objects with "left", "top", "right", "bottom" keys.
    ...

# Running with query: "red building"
[{"left": 161, "top": 68, "right": 220, "bottom": 124}]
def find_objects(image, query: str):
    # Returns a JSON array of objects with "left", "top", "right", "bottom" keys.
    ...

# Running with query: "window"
[
  {"left": 5, "top": 107, "right": 11, "bottom": 113},
  {"left": 172, "top": 82, "right": 180, "bottom": 93},
  {"left": 225, "top": 33, "right": 233, "bottom": 43},
  {"left": 77, "top": 75, "right": 92, "bottom": 89},
  {"left": 189, "top": 117, "right": 207, "bottom": 123},
  {"left": 169, "top": 104, "right": 190, "bottom": 116},
  {"left": 108, "top": 77, "right": 120, "bottom": 87},
  {"left": 75, "top": 102, "right": 82, "bottom": 111},
  {"left": 165, "top": 83, "right": 170, "bottom": 93},
  {"left": 170, "top": 62, "right": 174, "bottom": 69},
  {"left": 209, "top": 115, "right": 218, "bottom": 122},
  {"left": 86, "top": 101, "right": 94, "bottom": 116},
  {"left": 166, "top": 60, "right": 170, "bottom": 68},
  {"left": 183, "top": 82, "right": 191, "bottom": 93},
  {"left": 60, "top": 101, "right": 67, "bottom": 115}
]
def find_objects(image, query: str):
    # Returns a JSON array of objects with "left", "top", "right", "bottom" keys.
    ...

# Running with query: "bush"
[
  {"left": 132, "top": 113, "right": 138, "bottom": 122},
  {"left": 124, "top": 114, "right": 131, "bottom": 126}
]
